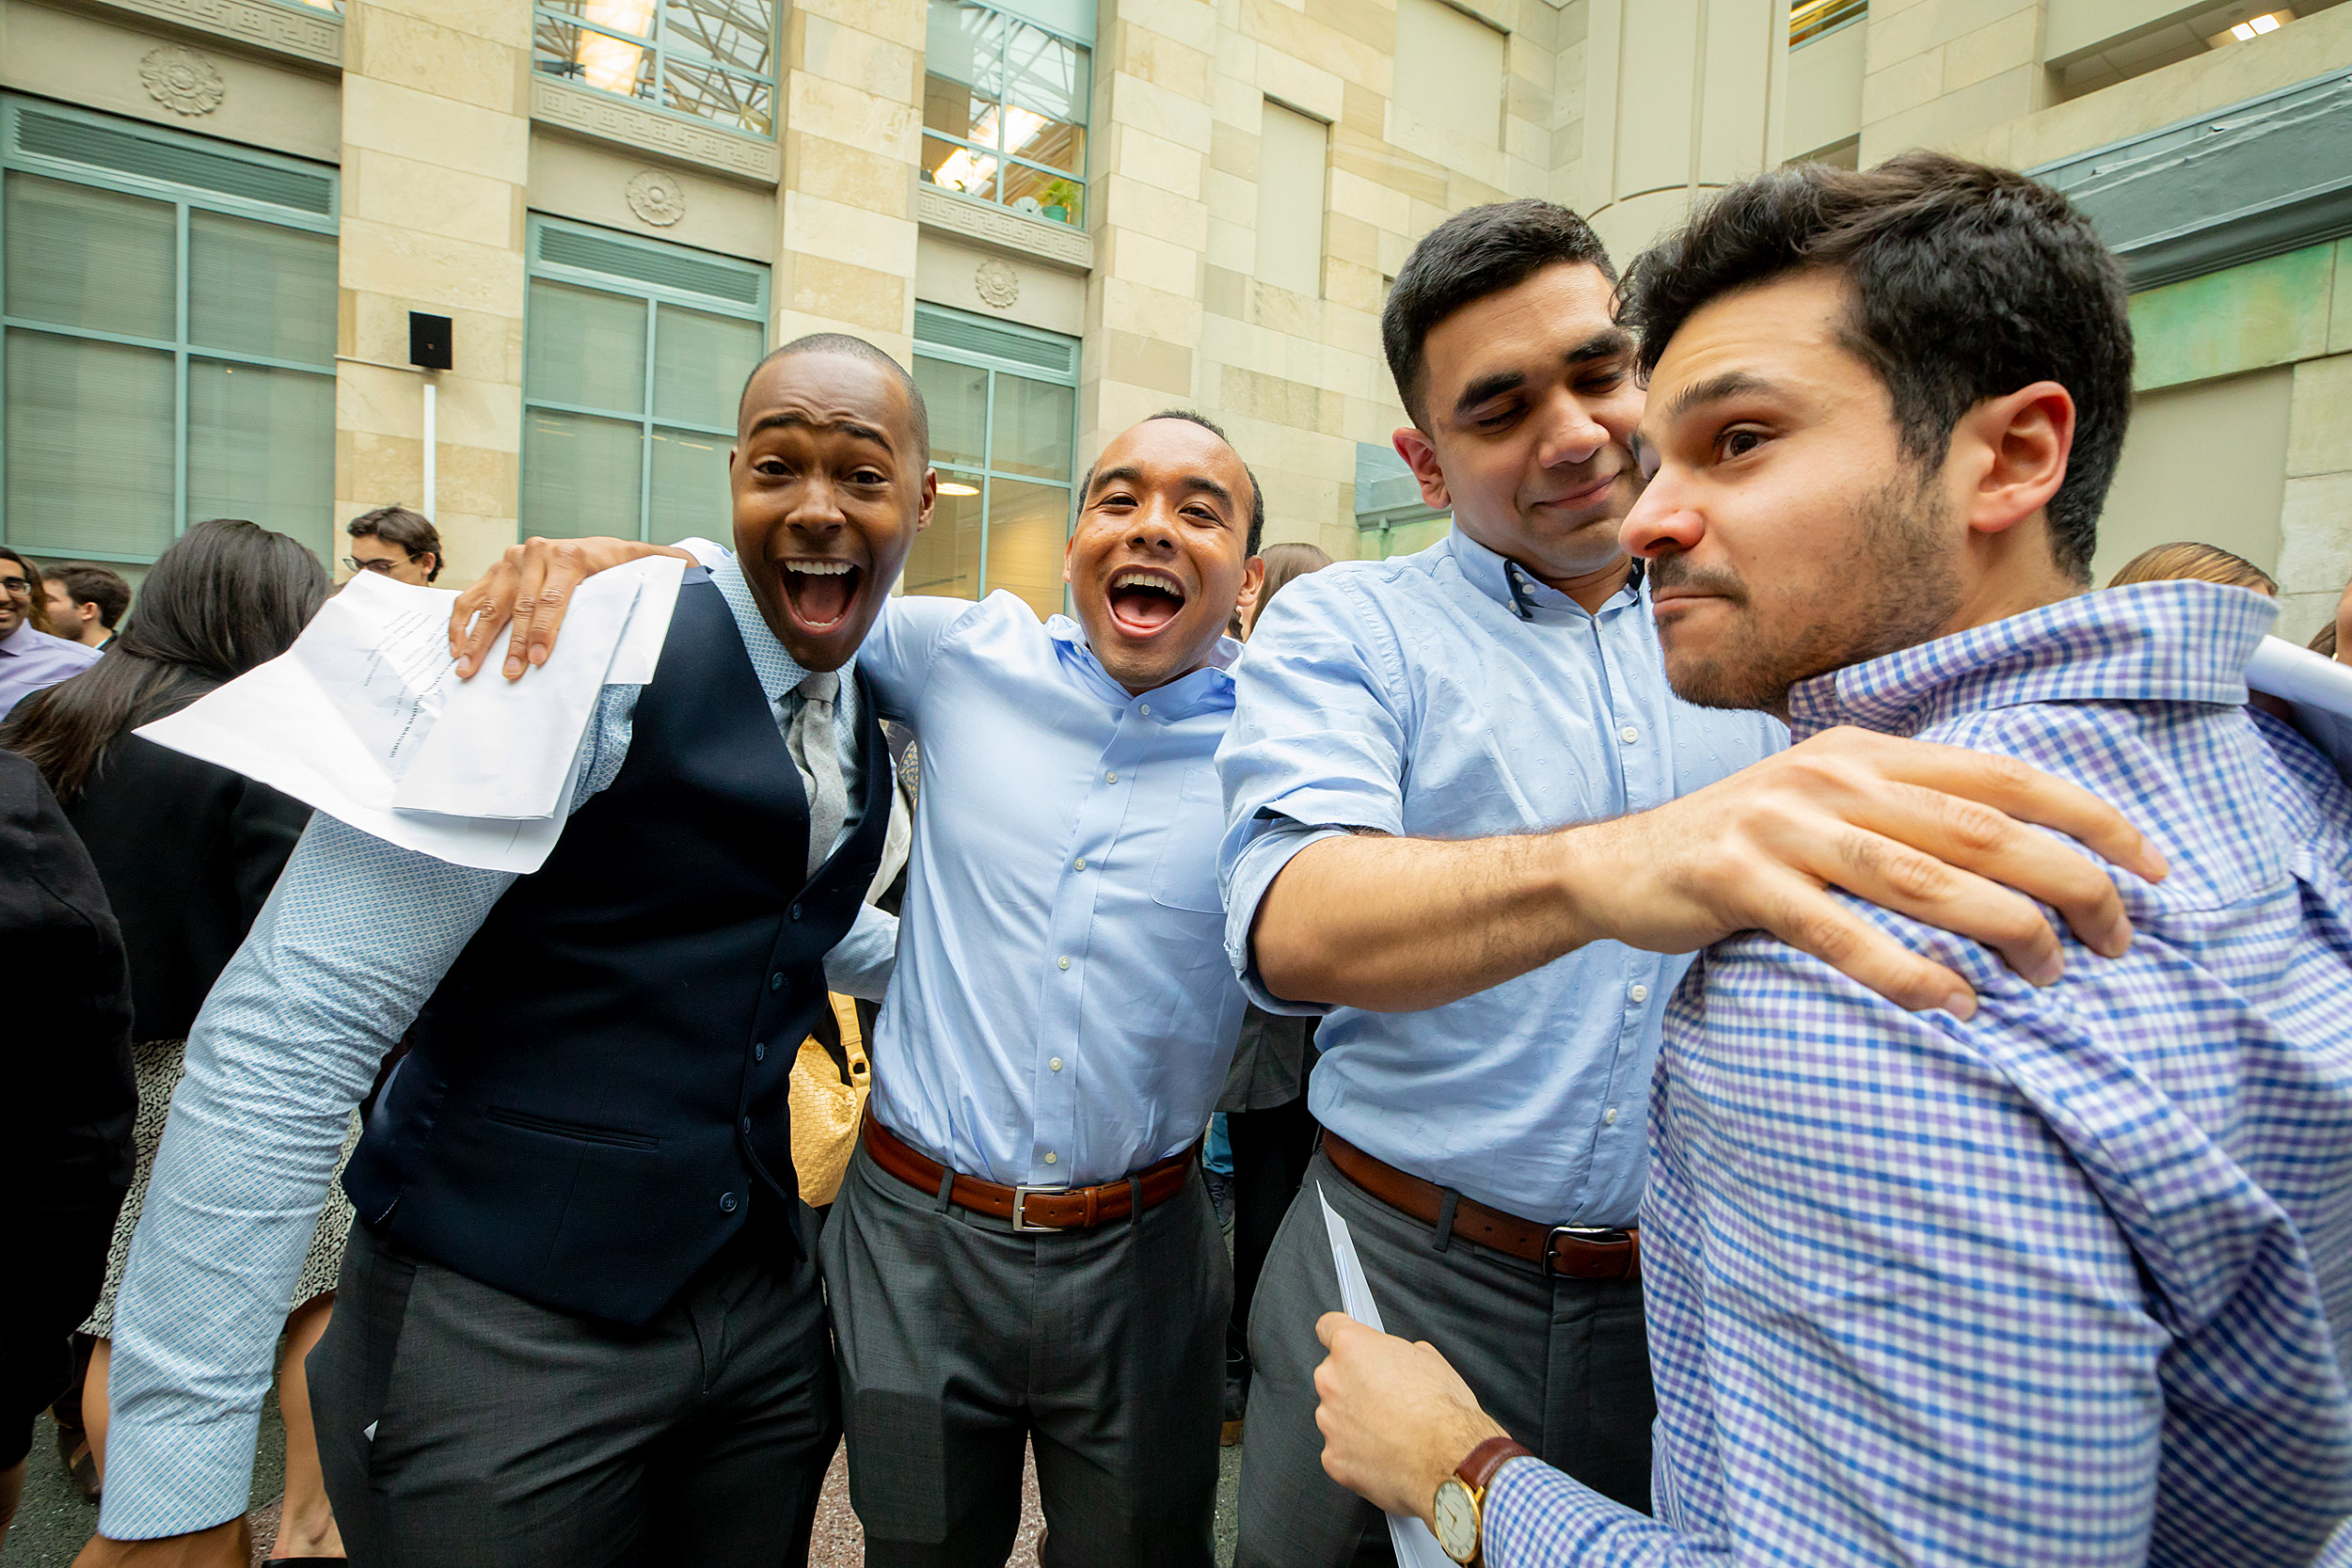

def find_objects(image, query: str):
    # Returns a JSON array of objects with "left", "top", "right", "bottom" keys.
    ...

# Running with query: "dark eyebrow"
[
  {"left": 1663, "top": 371, "right": 1782, "bottom": 428},
  {"left": 744, "top": 411, "right": 894, "bottom": 452},
  {"left": 1088, "top": 464, "right": 1235, "bottom": 514},
  {"left": 1452, "top": 328, "right": 1634, "bottom": 420}
]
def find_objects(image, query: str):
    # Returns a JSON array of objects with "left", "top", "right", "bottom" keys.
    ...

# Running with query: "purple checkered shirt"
[{"left": 1483, "top": 580, "right": 2352, "bottom": 1566}]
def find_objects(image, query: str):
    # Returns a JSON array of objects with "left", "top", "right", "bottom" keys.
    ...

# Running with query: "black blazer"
[
  {"left": 2, "top": 750, "right": 135, "bottom": 1407},
  {"left": 66, "top": 692, "right": 310, "bottom": 1043}
]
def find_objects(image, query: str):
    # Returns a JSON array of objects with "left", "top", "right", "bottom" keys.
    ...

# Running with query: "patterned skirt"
[{"left": 79, "top": 1038, "right": 362, "bottom": 1338}]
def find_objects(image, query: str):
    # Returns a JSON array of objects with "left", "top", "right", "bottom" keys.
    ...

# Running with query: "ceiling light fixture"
[
  {"left": 938, "top": 481, "right": 980, "bottom": 496},
  {"left": 2231, "top": 10, "right": 2288, "bottom": 40}
]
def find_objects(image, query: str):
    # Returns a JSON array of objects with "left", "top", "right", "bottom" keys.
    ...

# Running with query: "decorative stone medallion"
[
  {"left": 974, "top": 257, "right": 1020, "bottom": 309},
  {"left": 625, "top": 168, "right": 687, "bottom": 227},
  {"left": 141, "top": 47, "right": 225, "bottom": 117}
]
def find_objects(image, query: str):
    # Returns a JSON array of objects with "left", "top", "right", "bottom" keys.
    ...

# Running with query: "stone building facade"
[{"left": 1, "top": 0, "right": 2346, "bottom": 632}]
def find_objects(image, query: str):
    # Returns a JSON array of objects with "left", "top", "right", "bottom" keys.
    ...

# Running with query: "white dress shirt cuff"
[{"left": 825, "top": 902, "right": 899, "bottom": 1001}]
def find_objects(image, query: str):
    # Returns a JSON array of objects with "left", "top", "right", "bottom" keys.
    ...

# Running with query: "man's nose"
[
  {"left": 1128, "top": 499, "right": 1181, "bottom": 547},
  {"left": 1534, "top": 388, "right": 1611, "bottom": 470},
  {"left": 1620, "top": 474, "right": 1703, "bottom": 559}
]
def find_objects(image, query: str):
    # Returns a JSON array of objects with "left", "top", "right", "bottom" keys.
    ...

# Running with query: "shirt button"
[
  {"left": 790, "top": 903, "right": 803, "bottom": 920},
  {"left": 1629, "top": 983, "right": 1650, "bottom": 1004},
  {"left": 1074, "top": 858, "right": 1087, "bottom": 870},
  {"left": 769, "top": 972, "right": 783, "bottom": 991},
  {"left": 1619, "top": 725, "right": 1640, "bottom": 744},
  {"left": 1140, "top": 704, "right": 1152, "bottom": 715},
  {"left": 1105, "top": 769, "right": 1119, "bottom": 783},
  {"left": 740, "top": 1116, "right": 753, "bottom": 1134},
  {"left": 718, "top": 1192, "right": 739, "bottom": 1213},
  {"left": 754, "top": 1042, "right": 767, "bottom": 1063},
  {"left": 1050, "top": 1057, "right": 1064, "bottom": 1071},
  {"left": 1604, "top": 1107, "right": 1619, "bottom": 1126},
  {"left": 1043, "top": 1151, "right": 1058, "bottom": 1165},
  {"left": 1058, "top": 956, "right": 1071, "bottom": 971}
]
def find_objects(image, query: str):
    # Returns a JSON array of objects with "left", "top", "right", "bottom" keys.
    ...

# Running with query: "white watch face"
[{"left": 1433, "top": 1478, "right": 1481, "bottom": 1563}]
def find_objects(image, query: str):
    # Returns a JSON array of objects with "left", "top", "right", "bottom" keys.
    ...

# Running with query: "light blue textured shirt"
[
  {"left": 860, "top": 590, "right": 1248, "bottom": 1187},
  {"left": 1484, "top": 582, "right": 2352, "bottom": 1567},
  {"left": 99, "top": 554, "right": 895, "bottom": 1539},
  {"left": 1217, "top": 530, "right": 1784, "bottom": 1224}
]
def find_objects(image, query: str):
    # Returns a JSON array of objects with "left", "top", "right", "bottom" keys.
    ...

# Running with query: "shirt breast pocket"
[{"left": 1149, "top": 762, "right": 1227, "bottom": 913}]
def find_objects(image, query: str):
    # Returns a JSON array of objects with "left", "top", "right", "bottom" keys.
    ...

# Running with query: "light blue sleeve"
[
  {"left": 1216, "top": 576, "right": 1411, "bottom": 998},
  {"left": 825, "top": 901, "right": 900, "bottom": 1001},
  {"left": 97, "top": 683, "right": 640, "bottom": 1539},
  {"left": 857, "top": 594, "right": 981, "bottom": 721}
]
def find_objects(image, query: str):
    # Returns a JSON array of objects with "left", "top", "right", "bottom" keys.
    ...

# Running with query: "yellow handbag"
[{"left": 787, "top": 992, "right": 871, "bottom": 1207}]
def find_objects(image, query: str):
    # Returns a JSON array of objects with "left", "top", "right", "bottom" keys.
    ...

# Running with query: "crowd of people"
[{"left": 3, "top": 149, "right": 2347, "bottom": 1568}]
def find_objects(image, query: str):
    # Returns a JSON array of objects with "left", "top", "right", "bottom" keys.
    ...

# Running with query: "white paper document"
[
  {"left": 136, "top": 556, "right": 686, "bottom": 873},
  {"left": 2247, "top": 634, "right": 2352, "bottom": 782},
  {"left": 1318, "top": 1184, "right": 1458, "bottom": 1568}
]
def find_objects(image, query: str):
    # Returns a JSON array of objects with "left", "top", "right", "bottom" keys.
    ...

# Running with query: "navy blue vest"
[{"left": 343, "top": 574, "right": 892, "bottom": 1325}]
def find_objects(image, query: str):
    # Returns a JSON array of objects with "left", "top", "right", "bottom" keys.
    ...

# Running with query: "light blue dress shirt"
[
  {"left": 0, "top": 618, "right": 100, "bottom": 716},
  {"left": 1217, "top": 529, "right": 1785, "bottom": 1225},
  {"left": 859, "top": 590, "right": 1248, "bottom": 1188},
  {"left": 99, "top": 553, "right": 894, "bottom": 1539}
]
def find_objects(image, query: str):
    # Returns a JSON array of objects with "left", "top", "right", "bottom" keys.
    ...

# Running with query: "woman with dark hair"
[{"left": 1, "top": 519, "right": 351, "bottom": 1560}]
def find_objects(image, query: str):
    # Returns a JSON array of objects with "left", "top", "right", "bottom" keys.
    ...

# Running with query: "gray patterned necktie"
[{"left": 786, "top": 670, "right": 847, "bottom": 879}]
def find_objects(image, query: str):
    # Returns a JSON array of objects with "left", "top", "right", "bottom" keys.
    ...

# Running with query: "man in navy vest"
[{"left": 78, "top": 335, "right": 933, "bottom": 1568}]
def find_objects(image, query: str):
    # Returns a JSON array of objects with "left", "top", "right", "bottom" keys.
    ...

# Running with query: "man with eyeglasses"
[
  {"left": 0, "top": 545, "right": 101, "bottom": 719},
  {"left": 344, "top": 504, "right": 443, "bottom": 586}
]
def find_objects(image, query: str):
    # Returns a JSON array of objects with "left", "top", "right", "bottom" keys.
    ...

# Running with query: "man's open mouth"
[
  {"left": 1106, "top": 568, "right": 1187, "bottom": 635},
  {"left": 782, "top": 558, "right": 863, "bottom": 631}
]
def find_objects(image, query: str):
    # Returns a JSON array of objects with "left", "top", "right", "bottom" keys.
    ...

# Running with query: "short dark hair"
[
  {"left": 1079, "top": 410, "right": 1265, "bottom": 557},
  {"left": 1382, "top": 199, "right": 1617, "bottom": 428},
  {"left": 1618, "top": 151, "right": 2134, "bottom": 581},
  {"left": 347, "top": 505, "right": 445, "bottom": 582},
  {"left": 42, "top": 562, "right": 132, "bottom": 629},
  {"left": 742, "top": 333, "right": 931, "bottom": 465}
]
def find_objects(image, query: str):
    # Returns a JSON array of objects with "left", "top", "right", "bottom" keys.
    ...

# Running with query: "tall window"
[
  {"left": 533, "top": 0, "right": 776, "bottom": 136},
  {"left": 1255, "top": 101, "right": 1327, "bottom": 297},
  {"left": 0, "top": 99, "right": 338, "bottom": 567},
  {"left": 905, "top": 304, "right": 1077, "bottom": 621},
  {"left": 521, "top": 218, "right": 770, "bottom": 545},
  {"left": 922, "top": 0, "right": 1090, "bottom": 229}
]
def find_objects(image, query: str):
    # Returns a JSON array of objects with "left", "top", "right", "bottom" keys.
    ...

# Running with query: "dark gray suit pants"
[
  {"left": 309, "top": 1215, "right": 838, "bottom": 1568},
  {"left": 1234, "top": 1148, "right": 1654, "bottom": 1567},
  {"left": 820, "top": 1141, "right": 1232, "bottom": 1567}
]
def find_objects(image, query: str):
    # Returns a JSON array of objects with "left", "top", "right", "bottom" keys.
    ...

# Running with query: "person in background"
[
  {"left": 0, "top": 544, "right": 100, "bottom": 717},
  {"left": 2108, "top": 540, "right": 2276, "bottom": 594},
  {"left": 1218, "top": 538, "right": 1332, "bottom": 1446},
  {"left": 3, "top": 519, "right": 340, "bottom": 1558},
  {"left": 43, "top": 564, "right": 133, "bottom": 651},
  {"left": 0, "top": 749, "right": 135, "bottom": 1556},
  {"left": 343, "top": 505, "right": 443, "bottom": 586}
]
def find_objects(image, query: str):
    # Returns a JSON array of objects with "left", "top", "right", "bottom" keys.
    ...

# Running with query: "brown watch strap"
[{"left": 1458, "top": 1435, "right": 1534, "bottom": 1493}]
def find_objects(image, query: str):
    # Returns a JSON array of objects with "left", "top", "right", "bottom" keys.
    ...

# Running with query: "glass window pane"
[
  {"left": 999, "top": 161, "right": 1082, "bottom": 223},
  {"left": 992, "top": 373, "right": 1072, "bottom": 481},
  {"left": 1006, "top": 113, "right": 1083, "bottom": 177},
  {"left": 1002, "top": 23, "right": 1086, "bottom": 123},
  {"left": 923, "top": 135, "right": 998, "bottom": 200},
  {"left": 5, "top": 329, "right": 176, "bottom": 559},
  {"left": 4, "top": 172, "right": 176, "bottom": 342},
  {"left": 903, "top": 474, "right": 982, "bottom": 601},
  {"left": 523, "top": 408, "right": 645, "bottom": 540},
  {"left": 654, "top": 305, "right": 761, "bottom": 430},
  {"left": 913, "top": 355, "right": 988, "bottom": 470},
  {"left": 188, "top": 211, "right": 338, "bottom": 366},
  {"left": 983, "top": 478, "right": 1070, "bottom": 621},
  {"left": 648, "top": 424, "right": 732, "bottom": 545},
  {"left": 528, "top": 280, "right": 646, "bottom": 415},
  {"left": 925, "top": 0, "right": 1003, "bottom": 97},
  {"left": 659, "top": 0, "right": 771, "bottom": 74},
  {"left": 186, "top": 360, "right": 336, "bottom": 563},
  {"left": 532, "top": 13, "right": 656, "bottom": 100},
  {"left": 661, "top": 58, "right": 772, "bottom": 135}
]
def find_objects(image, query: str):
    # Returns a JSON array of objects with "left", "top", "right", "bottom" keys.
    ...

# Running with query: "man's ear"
[
  {"left": 1393, "top": 427, "right": 1451, "bottom": 512},
  {"left": 916, "top": 467, "right": 937, "bottom": 534},
  {"left": 1958, "top": 381, "right": 2073, "bottom": 540},
  {"left": 1237, "top": 554, "right": 1266, "bottom": 619}
]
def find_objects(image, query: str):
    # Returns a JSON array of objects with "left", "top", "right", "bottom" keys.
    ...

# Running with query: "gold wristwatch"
[{"left": 1432, "top": 1434, "right": 1534, "bottom": 1564}]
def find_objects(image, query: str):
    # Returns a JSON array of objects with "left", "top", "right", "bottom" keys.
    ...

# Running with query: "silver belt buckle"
[
  {"left": 1010, "top": 1183, "right": 1068, "bottom": 1232},
  {"left": 1544, "top": 1224, "right": 1632, "bottom": 1276}
]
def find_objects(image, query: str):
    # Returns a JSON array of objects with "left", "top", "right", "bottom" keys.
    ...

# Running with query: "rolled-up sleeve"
[{"left": 1216, "top": 578, "right": 1410, "bottom": 1006}]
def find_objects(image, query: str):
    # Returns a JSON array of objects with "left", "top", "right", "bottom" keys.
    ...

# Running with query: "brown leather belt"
[
  {"left": 861, "top": 1113, "right": 1200, "bottom": 1232},
  {"left": 1321, "top": 1131, "right": 1640, "bottom": 1281}
]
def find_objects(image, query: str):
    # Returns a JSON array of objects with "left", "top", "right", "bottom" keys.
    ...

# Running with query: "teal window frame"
[
  {"left": 922, "top": 0, "right": 1092, "bottom": 230},
  {"left": 520, "top": 214, "right": 771, "bottom": 545},
  {"left": 909, "top": 302, "right": 1080, "bottom": 614},
  {"left": 0, "top": 96, "right": 340, "bottom": 568},
  {"left": 532, "top": 0, "right": 779, "bottom": 138}
]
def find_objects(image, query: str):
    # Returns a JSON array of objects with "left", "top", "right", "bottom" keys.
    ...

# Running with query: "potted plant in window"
[{"left": 1041, "top": 178, "right": 1079, "bottom": 225}]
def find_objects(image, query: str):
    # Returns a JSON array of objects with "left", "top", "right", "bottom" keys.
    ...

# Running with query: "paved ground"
[{"left": 5, "top": 1400, "right": 1248, "bottom": 1567}]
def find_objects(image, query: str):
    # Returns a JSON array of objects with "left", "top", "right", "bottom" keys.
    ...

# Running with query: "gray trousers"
[
  {"left": 310, "top": 1214, "right": 838, "bottom": 1568},
  {"left": 820, "top": 1141, "right": 1232, "bottom": 1568},
  {"left": 1234, "top": 1148, "right": 1654, "bottom": 1568}
]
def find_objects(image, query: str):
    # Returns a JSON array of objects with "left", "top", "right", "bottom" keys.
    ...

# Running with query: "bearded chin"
[{"left": 1663, "top": 474, "right": 1962, "bottom": 716}]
